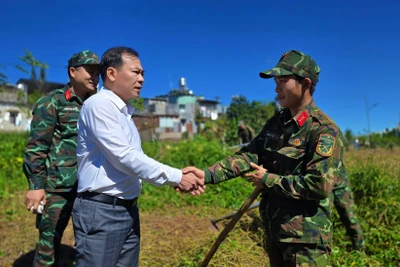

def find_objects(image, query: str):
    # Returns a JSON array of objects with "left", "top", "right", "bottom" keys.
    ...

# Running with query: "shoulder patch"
[
  {"left": 296, "top": 111, "right": 308, "bottom": 127},
  {"left": 316, "top": 134, "right": 335, "bottom": 157},
  {"left": 309, "top": 108, "right": 337, "bottom": 127}
]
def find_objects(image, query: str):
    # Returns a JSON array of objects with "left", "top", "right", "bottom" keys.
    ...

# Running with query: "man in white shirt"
[{"left": 72, "top": 46, "right": 205, "bottom": 267}]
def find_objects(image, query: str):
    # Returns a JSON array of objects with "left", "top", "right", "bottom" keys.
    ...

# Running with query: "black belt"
[{"left": 77, "top": 191, "right": 138, "bottom": 208}]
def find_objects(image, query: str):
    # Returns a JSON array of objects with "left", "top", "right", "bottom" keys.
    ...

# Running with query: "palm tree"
[
  {"left": 15, "top": 49, "right": 49, "bottom": 93},
  {"left": 0, "top": 64, "right": 7, "bottom": 87}
]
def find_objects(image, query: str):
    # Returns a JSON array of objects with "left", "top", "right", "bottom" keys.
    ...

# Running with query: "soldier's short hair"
[{"left": 294, "top": 75, "right": 316, "bottom": 95}]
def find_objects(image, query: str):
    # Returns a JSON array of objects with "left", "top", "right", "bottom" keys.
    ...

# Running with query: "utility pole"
[
  {"left": 398, "top": 113, "right": 400, "bottom": 138},
  {"left": 365, "top": 97, "right": 379, "bottom": 146}
]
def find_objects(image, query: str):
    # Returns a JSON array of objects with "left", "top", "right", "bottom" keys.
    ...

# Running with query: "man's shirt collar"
[{"left": 100, "top": 87, "right": 135, "bottom": 116}]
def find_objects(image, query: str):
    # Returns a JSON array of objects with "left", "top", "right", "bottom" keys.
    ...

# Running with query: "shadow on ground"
[{"left": 13, "top": 244, "right": 76, "bottom": 267}]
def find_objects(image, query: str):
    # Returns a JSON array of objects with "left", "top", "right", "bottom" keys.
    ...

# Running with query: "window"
[{"left": 9, "top": 112, "right": 18, "bottom": 124}]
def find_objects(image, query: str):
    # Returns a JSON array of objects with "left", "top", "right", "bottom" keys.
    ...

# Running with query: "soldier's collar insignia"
[
  {"left": 65, "top": 89, "right": 72, "bottom": 100},
  {"left": 288, "top": 138, "right": 302, "bottom": 147},
  {"left": 296, "top": 111, "right": 308, "bottom": 127},
  {"left": 316, "top": 134, "right": 336, "bottom": 157}
]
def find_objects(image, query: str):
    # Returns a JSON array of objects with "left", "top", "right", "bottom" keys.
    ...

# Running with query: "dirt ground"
[{"left": 1, "top": 209, "right": 214, "bottom": 267}]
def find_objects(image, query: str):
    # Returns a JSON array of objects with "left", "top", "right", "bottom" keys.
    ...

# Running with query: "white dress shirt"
[{"left": 76, "top": 87, "right": 182, "bottom": 199}]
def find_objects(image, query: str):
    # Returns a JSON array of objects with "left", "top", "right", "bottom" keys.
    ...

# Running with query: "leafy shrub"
[
  {"left": 0, "top": 132, "right": 28, "bottom": 197},
  {"left": 331, "top": 149, "right": 400, "bottom": 266}
]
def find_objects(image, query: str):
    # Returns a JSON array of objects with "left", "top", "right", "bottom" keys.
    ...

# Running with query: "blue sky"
[{"left": 1, "top": 0, "right": 399, "bottom": 135}]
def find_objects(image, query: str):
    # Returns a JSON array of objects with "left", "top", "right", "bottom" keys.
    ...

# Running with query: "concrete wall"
[{"left": 0, "top": 104, "right": 31, "bottom": 132}]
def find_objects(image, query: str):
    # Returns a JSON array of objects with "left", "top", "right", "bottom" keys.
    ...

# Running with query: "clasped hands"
[
  {"left": 175, "top": 162, "right": 267, "bottom": 195},
  {"left": 175, "top": 167, "right": 206, "bottom": 195}
]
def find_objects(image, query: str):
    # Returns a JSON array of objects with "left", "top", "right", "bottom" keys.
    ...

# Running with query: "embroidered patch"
[
  {"left": 63, "top": 107, "right": 79, "bottom": 112},
  {"left": 296, "top": 111, "right": 308, "bottom": 127},
  {"left": 316, "top": 134, "right": 336, "bottom": 157},
  {"left": 288, "top": 138, "right": 302, "bottom": 146}
]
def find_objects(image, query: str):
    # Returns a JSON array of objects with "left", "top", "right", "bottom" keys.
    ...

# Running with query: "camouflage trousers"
[
  {"left": 267, "top": 240, "right": 332, "bottom": 267},
  {"left": 259, "top": 197, "right": 331, "bottom": 267},
  {"left": 33, "top": 191, "right": 76, "bottom": 267}
]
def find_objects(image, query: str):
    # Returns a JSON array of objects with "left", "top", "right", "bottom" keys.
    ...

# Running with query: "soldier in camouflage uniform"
[
  {"left": 23, "top": 50, "right": 100, "bottom": 267},
  {"left": 237, "top": 121, "right": 254, "bottom": 144},
  {"left": 185, "top": 50, "right": 347, "bottom": 266}
]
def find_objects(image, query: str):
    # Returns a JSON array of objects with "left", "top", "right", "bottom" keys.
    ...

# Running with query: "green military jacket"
[
  {"left": 204, "top": 101, "right": 344, "bottom": 245},
  {"left": 23, "top": 86, "right": 86, "bottom": 193}
]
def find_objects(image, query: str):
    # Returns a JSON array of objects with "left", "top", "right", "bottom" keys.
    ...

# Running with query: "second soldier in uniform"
[{"left": 23, "top": 50, "right": 100, "bottom": 266}]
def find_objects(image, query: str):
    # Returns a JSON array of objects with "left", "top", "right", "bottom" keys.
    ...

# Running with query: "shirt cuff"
[
  {"left": 204, "top": 169, "right": 213, "bottom": 184},
  {"left": 262, "top": 173, "right": 280, "bottom": 188},
  {"left": 261, "top": 172, "right": 269, "bottom": 185},
  {"left": 168, "top": 168, "right": 183, "bottom": 185},
  {"left": 29, "top": 177, "right": 45, "bottom": 190}
]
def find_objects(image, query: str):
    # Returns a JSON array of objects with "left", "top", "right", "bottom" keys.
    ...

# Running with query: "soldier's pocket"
[
  {"left": 295, "top": 243, "right": 331, "bottom": 266},
  {"left": 58, "top": 113, "right": 78, "bottom": 138},
  {"left": 273, "top": 208, "right": 304, "bottom": 238},
  {"left": 276, "top": 145, "right": 306, "bottom": 174},
  {"left": 302, "top": 216, "right": 330, "bottom": 245}
]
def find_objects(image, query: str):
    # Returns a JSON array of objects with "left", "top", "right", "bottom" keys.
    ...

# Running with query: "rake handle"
[{"left": 200, "top": 187, "right": 262, "bottom": 267}]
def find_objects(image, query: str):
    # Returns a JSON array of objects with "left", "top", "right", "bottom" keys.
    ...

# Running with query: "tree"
[
  {"left": 344, "top": 128, "right": 354, "bottom": 149},
  {"left": 200, "top": 95, "right": 277, "bottom": 146},
  {"left": 27, "top": 90, "right": 45, "bottom": 108},
  {"left": 0, "top": 64, "right": 8, "bottom": 89},
  {"left": 129, "top": 97, "right": 145, "bottom": 111},
  {"left": 226, "top": 95, "right": 276, "bottom": 133},
  {"left": 199, "top": 115, "right": 238, "bottom": 146},
  {"left": 226, "top": 95, "right": 251, "bottom": 120},
  {"left": 15, "top": 49, "right": 49, "bottom": 93},
  {"left": 249, "top": 101, "right": 276, "bottom": 133}
]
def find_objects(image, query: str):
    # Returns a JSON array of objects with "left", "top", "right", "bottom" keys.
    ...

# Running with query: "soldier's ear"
[
  {"left": 69, "top": 67, "right": 76, "bottom": 78},
  {"left": 303, "top": 78, "right": 312, "bottom": 91}
]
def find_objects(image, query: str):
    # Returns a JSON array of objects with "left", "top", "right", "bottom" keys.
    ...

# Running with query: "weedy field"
[{"left": 0, "top": 132, "right": 399, "bottom": 266}]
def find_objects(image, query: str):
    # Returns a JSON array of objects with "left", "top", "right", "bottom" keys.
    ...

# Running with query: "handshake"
[
  {"left": 175, "top": 166, "right": 206, "bottom": 195},
  {"left": 175, "top": 162, "right": 268, "bottom": 195}
]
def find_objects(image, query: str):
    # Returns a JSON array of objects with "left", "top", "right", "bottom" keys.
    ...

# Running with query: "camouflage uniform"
[
  {"left": 22, "top": 50, "right": 99, "bottom": 267},
  {"left": 203, "top": 50, "right": 344, "bottom": 267},
  {"left": 238, "top": 122, "right": 254, "bottom": 144}
]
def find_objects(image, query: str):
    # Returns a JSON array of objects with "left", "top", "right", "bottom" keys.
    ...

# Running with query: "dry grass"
[{"left": 345, "top": 146, "right": 400, "bottom": 170}]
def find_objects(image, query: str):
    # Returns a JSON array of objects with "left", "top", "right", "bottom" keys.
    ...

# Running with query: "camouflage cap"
[
  {"left": 259, "top": 50, "right": 320, "bottom": 85},
  {"left": 68, "top": 50, "right": 100, "bottom": 67}
]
